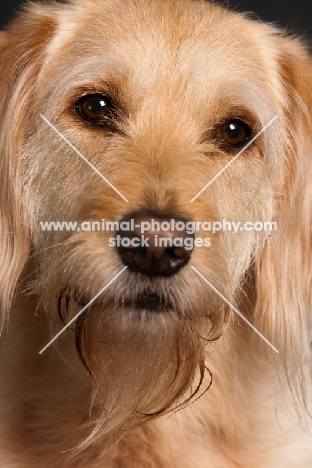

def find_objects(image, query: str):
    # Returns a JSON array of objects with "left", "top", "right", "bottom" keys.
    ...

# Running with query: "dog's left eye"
[
  {"left": 75, "top": 94, "right": 116, "bottom": 126},
  {"left": 219, "top": 119, "right": 252, "bottom": 147}
]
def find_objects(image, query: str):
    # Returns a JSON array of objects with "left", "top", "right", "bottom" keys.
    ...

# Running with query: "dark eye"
[
  {"left": 75, "top": 94, "right": 116, "bottom": 126},
  {"left": 219, "top": 119, "right": 252, "bottom": 147}
]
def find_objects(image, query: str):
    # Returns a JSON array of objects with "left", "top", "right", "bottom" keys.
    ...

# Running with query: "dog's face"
[{"left": 1, "top": 0, "right": 311, "bottom": 450}]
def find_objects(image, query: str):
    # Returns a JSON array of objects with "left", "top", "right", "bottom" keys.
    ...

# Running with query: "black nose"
[{"left": 116, "top": 212, "right": 194, "bottom": 277}]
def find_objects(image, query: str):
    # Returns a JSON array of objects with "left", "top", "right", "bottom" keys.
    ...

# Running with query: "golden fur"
[{"left": 0, "top": 0, "right": 311, "bottom": 466}]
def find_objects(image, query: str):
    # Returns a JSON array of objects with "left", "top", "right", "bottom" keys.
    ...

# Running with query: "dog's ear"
[
  {"left": 255, "top": 37, "right": 312, "bottom": 397},
  {"left": 0, "top": 6, "right": 58, "bottom": 327}
]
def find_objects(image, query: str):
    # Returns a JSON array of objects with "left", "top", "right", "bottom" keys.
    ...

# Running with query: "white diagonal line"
[
  {"left": 190, "top": 115, "right": 278, "bottom": 202},
  {"left": 39, "top": 266, "right": 128, "bottom": 354},
  {"left": 40, "top": 115, "right": 129, "bottom": 203},
  {"left": 191, "top": 266, "right": 279, "bottom": 353}
]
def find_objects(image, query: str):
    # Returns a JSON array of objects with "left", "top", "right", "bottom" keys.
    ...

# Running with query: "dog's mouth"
[
  {"left": 74, "top": 289, "right": 174, "bottom": 314},
  {"left": 120, "top": 291, "right": 173, "bottom": 312}
]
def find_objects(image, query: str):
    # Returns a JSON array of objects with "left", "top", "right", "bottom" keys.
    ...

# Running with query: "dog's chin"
[
  {"left": 46, "top": 278, "right": 225, "bottom": 446},
  {"left": 55, "top": 289, "right": 206, "bottom": 442}
]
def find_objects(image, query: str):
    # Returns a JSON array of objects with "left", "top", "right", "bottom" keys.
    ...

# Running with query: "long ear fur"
[
  {"left": 0, "top": 6, "right": 58, "bottom": 329},
  {"left": 255, "top": 37, "right": 312, "bottom": 405}
]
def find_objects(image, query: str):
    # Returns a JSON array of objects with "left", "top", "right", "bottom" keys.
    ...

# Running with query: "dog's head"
[{"left": 0, "top": 0, "right": 311, "bottom": 449}]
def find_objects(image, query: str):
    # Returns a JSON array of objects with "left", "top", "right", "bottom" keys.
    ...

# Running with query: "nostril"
[
  {"left": 168, "top": 246, "right": 191, "bottom": 259},
  {"left": 164, "top": 247, "right": 190, "bottom": 271},
  {"left": 116, "top": 211, "right": 194, "bottom": 277}
]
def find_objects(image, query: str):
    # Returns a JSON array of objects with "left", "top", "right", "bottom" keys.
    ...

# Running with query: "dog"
[{"left": 0, "top": 0, "right": 311, "bottom": 466}]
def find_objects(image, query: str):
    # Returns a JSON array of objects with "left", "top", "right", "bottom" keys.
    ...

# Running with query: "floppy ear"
[
  {"left": 255, "top": 36, "right": 312, "bottom": 400},
  {"left": 0, "top": 6, "right": 58, "bottom": 328}
]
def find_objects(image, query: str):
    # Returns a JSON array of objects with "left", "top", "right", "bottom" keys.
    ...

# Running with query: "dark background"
[{"left": 0, "top": 0, "right": 312, "bottom": 39}]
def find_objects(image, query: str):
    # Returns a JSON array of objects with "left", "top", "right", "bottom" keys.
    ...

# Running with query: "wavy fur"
[{"left": 0, "top": 1, "right": 311, "bottom": 466}]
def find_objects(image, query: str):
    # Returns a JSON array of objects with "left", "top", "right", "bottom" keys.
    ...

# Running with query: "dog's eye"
[
  {"left": 219, "top": 120, "right": 252, "bottom": 147},
  {"left": 75, "top": 94, "right": 116, "bottom": 126}
]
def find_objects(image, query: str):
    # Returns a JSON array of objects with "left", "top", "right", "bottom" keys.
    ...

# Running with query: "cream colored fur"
[{"left": 0, "top": 0, "right": 311, "bottom": 466}]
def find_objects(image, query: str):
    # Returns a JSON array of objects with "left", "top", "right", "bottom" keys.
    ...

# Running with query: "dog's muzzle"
[{"left": 116, "top": 211, "right": 194, "bottom": 277}]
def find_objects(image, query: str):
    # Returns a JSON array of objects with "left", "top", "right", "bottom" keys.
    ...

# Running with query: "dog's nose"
[{"left": 116, "top": 212, "right": 194, "bottom": 276}]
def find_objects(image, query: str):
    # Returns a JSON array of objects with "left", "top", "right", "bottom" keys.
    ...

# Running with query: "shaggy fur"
[{"left": 0, "top": 0, "right": 311, "bottom": 466}]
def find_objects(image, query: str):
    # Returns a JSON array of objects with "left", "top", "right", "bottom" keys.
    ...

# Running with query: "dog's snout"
[{"left": 116, "top": 212, "right": 194, "bottom": 277}]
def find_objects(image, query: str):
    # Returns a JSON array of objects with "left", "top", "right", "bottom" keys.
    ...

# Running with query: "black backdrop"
[{"left": 0, "top": 0, "right": 312, "bottom": 37}]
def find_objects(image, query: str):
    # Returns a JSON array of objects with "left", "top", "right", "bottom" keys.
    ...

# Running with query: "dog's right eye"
[
  {"left": 218, "top": 119, "right": 253, "bottom": 148},
  {"left": 75, "top": 94, "right": 116, "bottom": 127}
]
